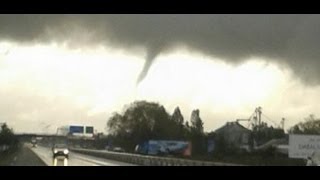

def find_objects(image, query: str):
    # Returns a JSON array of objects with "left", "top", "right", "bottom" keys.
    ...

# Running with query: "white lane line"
[{"left": 53, "top": 158, "right": 68, "bottom": 166}]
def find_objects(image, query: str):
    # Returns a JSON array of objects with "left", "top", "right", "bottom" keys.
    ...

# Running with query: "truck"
[{"left": 135, "top": 140, "right": 192, "bottom": 157}]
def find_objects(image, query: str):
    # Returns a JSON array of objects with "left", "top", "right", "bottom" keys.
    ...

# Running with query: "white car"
[
  {"left": 52, "top": 144, "right": 69, "bottom": 159},
  {"left": 112, "top": 147, "right": 125, "bottom": 152}
]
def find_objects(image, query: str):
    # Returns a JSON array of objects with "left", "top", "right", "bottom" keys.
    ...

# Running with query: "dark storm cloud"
[{"left": 1, "top": 14, "right": 320, "bottom": 85}]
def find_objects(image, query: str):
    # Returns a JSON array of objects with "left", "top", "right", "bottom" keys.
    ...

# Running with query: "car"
[
  {"left": 105, "top": 146, "right": 112, "bottom": 151},
  {"left": 31, "top": 139, "right": 37, "bottom": 148},
  {"left": 52, "top": 144, "right": 69, "bottom": 159},
  {"left": 112, "top": 147, "right": 125, "bottom": 153}
]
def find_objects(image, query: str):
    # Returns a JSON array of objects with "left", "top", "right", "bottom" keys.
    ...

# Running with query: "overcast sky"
[{"left": 1, "top": 14, "right": 320, "bottom": 134}]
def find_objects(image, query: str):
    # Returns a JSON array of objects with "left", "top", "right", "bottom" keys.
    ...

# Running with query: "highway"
[{"left": 29, "top": 145, "right": 136, "bottom": 166}]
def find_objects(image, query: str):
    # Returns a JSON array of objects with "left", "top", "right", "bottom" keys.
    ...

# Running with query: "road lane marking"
[{"left": 53, "top": 158, "right": 68, "bottom": 166}]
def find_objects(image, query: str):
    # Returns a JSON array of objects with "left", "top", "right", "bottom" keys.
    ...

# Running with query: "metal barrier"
[{"left": 70, "top": 148, "right": 244, "bottom": 166}]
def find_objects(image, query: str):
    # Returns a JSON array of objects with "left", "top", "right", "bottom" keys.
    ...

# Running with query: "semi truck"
[{"left": 135, "top": 140, "right": 192, "bottom": 157}]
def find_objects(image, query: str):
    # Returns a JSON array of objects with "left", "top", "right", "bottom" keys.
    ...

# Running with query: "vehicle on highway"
[
  {"left": 135, "top": 140, "right": 191, "bottom": 157},
  {"left": 52, "top": 143, "right": 69, "bottom": 159},
  {"left": 104, "top": 145, "right": 125, "bottom": 152},
  {"left": 112, "top": 147, "right": 125, "bottom": 153},
  {"left": 105, "top": 145, "right": 112, "bottom": 151},
  {"left": 31, "top": 138, "right": 37, "bottom": 148}
]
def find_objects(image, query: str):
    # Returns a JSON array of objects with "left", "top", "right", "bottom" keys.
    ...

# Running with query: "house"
[{"left": 214, "top": 121, "right": 252, "bottom": 151}]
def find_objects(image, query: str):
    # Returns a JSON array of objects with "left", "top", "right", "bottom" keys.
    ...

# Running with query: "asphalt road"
[
  {"left": 30, "top": 145, "right": 136, "bottom": 166},
  {"left": 9, "top": 144, "right": 46, "bottom": 166}
]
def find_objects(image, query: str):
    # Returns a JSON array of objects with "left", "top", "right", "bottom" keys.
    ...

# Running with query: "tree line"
[
  {"left": 289, "top": 114, "right": 320, "bottom": 135},
  {"left": 0, "top": 123, "right": 19, "bottom": 153},
  {"left": 105, "top": 100, "right": 320, "bottom": 156},
  {"left": 106, "top": 100, "right": 206, "bottom": 155}
]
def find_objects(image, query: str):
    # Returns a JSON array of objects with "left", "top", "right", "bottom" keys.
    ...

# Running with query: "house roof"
[{"left": 215, "top": 121, "right": 251, "bottom": 134}]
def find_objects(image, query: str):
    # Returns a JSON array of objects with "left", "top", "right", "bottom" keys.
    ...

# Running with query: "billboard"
[
  {"left": 69, "top": 126, "right": 84, "bottom": 134},
  {"left": 289, "top": 134, "right": 320, "bottom": 159},
  {"left": 85, "top": 126, "right": 94, "bottom": 134}
]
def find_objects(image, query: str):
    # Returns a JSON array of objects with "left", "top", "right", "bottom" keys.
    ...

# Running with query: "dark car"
[{"left": 52, "top": 144, "right": 69, "bottom": 159}]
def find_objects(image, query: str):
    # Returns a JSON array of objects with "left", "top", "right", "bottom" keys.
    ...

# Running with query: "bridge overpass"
[
  {"left": 16, "top": 133, "right": 97, "bottom": 149},
  {"left": 16, "top": 133, "right": 66, "bottom": 141}
]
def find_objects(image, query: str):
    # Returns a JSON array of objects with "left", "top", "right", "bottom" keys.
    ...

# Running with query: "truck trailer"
[{"left": 135, "top": 140, "right": 192, "bottom": 157}]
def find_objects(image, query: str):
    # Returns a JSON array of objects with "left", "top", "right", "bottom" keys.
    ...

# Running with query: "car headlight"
[
  {"left": 63, "top": 149, "right": 69, "bottom": 154},
  {"left": 54, "top": 150, "right": 58, "bottom": 153}
]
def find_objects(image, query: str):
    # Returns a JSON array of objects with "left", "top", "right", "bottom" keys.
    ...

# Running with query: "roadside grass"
[{"left": 0, "top": 145, "right": 20, "bottom": 166}]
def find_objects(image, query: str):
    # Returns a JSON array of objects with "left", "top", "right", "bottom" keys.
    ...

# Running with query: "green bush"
[{"left": 0, "top": 123, "right": 19, "bottom": 153}]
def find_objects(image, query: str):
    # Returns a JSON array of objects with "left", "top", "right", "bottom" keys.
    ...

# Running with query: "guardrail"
[{"left": 70, "top": 148, "right": 244, "bottom": 166}]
